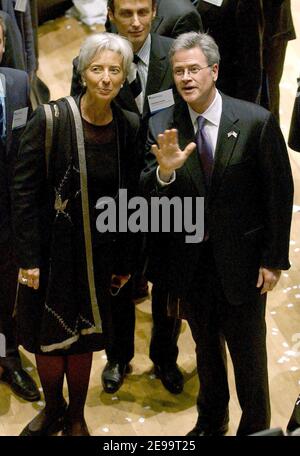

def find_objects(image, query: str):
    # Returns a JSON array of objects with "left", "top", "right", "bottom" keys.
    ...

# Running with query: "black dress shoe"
[
  {"left": 187, "top": 423, "right": 228, "bottom": 436},
  {"left": 101, "top": 361, "right": 131, "bottom": 394},
  {"left": 19, "top": 400, "right": 67, "bottom": 436},
  {"left": 1, "top": 368, "right": 40, "bottom": 402},
  {"left": 154, "top": 363, "right": 184, "bottom": 394},
  {"left": 287, "top": 394, "right": 300, "bottom": 433}
]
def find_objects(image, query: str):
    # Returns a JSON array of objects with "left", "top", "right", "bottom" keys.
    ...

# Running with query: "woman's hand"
[
  {"left": 256, "top": 267, "right": 281, "bottom": 295},
  {"left": 18, "top": 268, "right": 40, "bottom": 290},
  {"left": 110, "top": 274, "right": 131, "bottom": 296}
]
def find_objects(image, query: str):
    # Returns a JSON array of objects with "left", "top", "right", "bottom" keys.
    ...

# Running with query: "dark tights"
[{"left": 34, "top": 352, "right": 92, "bottom": 435}]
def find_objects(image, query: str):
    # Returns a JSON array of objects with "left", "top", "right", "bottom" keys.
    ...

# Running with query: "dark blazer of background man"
[
  {"left": 0, "top": 11, "right": 26, "bottom": 71},
  {"left": 151, "top": 0, "right": 203, "bottom": 37},
  {"left": 0, "top": 0, "right": 36, "bottom": 74},
  {"left": 197, "top": 0, "right": 264, "bottom": 103},
  {"left": 0, "top": 66, "right": 40, "bottom": 402},
  {"left": 262, "top": 0, "right": 296, "bottom": 122},
  {"left": 288, "top": 72, "right": 300, "bottom": 152},
  {"left": 140, "top": 32, "right": 293, "bottom": 435}
]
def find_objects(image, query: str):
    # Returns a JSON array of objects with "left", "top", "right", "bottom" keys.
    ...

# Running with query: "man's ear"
[
  {"left": 108, "top": 8, "right": 114, "bottom": 23},
  {"left": 211, "top": 63, "right": 219, "bottom": 82}
]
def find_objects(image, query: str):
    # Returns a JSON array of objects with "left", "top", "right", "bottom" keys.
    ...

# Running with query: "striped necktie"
[
  {"left": 129, "top": 55, "right": 143, "bottom": 114},
  {"left": 196, "top": 115, "right": 214, "bottom": 186}
]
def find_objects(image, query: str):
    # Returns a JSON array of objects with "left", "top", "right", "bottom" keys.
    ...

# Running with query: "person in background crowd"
[
  {"left": 140, "top": 31, "right": 294, "bottom": 436},
  {"left": 0, "top": 0, "right": 36, "bottom": 75},
  {"left": 261, "top": 0, "right": 296, "bottom": 123},
  {"left": 197, "top": 0, "right": 264, "bottom": 103},
  {"left": 0, "top": 16, "right": 40, "bottom": 403},
  {"left": 288, "top": 73, "right": 300, "bottom": 152},
  {"left": 13, "top": 32, "right": 139, "bottom": 436},
  {"left": 286, "top": 73, "right": 300, "bottom": 435}
]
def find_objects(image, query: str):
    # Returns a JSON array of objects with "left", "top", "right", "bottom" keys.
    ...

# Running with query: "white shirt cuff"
[{"left": 156, "top": 166, "right": 176, "bottom": 186}]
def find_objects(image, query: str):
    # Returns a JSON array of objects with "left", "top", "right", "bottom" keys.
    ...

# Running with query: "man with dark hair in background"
[{"left": 106, "top": 0, "right": 203, "bottom": 39}]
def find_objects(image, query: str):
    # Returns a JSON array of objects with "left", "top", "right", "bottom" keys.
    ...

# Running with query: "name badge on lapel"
[
  {"left": 203, "top": 0, "right": 223, "bottom": 6},
  {"left": 15, "top": 0, "right": 27, "bottom": 13},
  {"left": 12, "top": 107, "right": 28, "bottom": 129},
  {"left": 148, "top": 89, "right": 175, "bottom": 114}
]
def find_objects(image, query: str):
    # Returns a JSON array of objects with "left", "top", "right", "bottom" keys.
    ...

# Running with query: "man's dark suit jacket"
[
  {"left": 0, "top": 0, "right": 36, "bottom": 73},
  {"left": 263, "top": 0, "right": 295, "bottom": 46},
  {"left": 0, "top": 67, "right": 30, "bottom": 243},
  {"left": 105, "top": 0, "right": 203, "bottom": 38},
  {"left": 288, "top": 75, "right": 300, "bottom": 152},
  {"left": 0, "top": 11, "right": 26, "bottom": 71},
  {"left": 71, "top": 33, "right": 174, "bottom": 147},
  {"left": 151, "top": 0, "right": 203, "bottom": 38},
  {"left": 140, "top": 94, "right": 294, "bottom": 306},
  {"left": 197, "top": 0, "right": 264, "bottom": 103},
  {"left": 261, "top": 0, "right": 296, "bottom": 119}
]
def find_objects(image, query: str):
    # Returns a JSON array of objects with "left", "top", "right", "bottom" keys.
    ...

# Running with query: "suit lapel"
[
  {"left": 174, "top": 95, "right": 240, "bottom": 200},
  {"left": 174, "top": 101, "right": 206, "bottom": 196},
  {"left": 117, "top": 81, "right": 140, "bottom": 115},
  {"left": 151, "top": 16, "right": 163, "bottom": 34},
  {"left": 209, "top": 95, "right": 240, "bottom": 203},
  {"left": 144, "top": 34, "right": 169, "bottom": 116},
  {"left": 0, "top": 72, "right": 12, "bottom": 156}
]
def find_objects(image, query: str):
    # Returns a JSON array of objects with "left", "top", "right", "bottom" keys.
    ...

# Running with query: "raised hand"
[{"left": 151, "top": 129, "right": 196, "bottom": 182}]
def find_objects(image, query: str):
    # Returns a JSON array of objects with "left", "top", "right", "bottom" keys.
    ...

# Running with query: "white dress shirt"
[{"left": 128, "top": 34, "right": 151, "bottom": 113}]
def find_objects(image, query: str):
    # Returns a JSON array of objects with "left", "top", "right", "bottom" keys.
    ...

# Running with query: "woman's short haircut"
[
  {"left": 78, "top": 32, "right": 133, "bottom": 78},
  {"left": 169, "top": 32, "right": 220, "bottom": 66}
]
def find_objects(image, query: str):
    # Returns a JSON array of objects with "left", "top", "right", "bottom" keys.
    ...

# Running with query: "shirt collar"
[
  {"left": 188, "top": 90, "right": 222, "bottom": 131},
  {"left": 0, "top": 77, "right": 5, "bottom": 97},
  {"left": 135, "top": 33, "right": 151, "bottom": 67}
]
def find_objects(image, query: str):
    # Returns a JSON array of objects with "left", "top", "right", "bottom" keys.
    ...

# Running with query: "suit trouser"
[
  {"left": 149, "top": 283, "right": 181, "bottom": 366},
  {"left": 105, "top": 281, "right": 181, "bottom": 366},
  {"left": 105, "top": 280, "right": 136, "bottom": 365},
  {"left": 0, "top": 240, "right": 21, "bottom": 370},
  {"left": 186, "top": 241, "right": 270, "bottom": 435}
]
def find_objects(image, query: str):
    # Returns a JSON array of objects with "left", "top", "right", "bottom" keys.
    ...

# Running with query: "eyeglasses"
[{"left": 173, "top": 65, "right": 211, "bottom": 78}]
